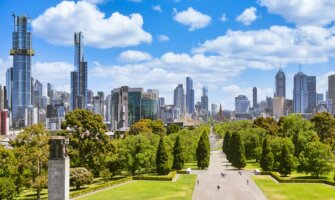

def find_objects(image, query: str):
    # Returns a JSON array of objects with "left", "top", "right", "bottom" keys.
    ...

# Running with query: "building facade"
[
  {"left": 235, "top": 95, "right": 250, "bottom": 114},
  {"left": 293, "top": 72, "right": 316, "bottom": 113},
  {"left": 275, "top": 69, "right": 286, "bottom": 97},
  {"left": 201, "top": 86, "right": 209, "bottom": 114},
  {"left": 185, "top": 77, "right": 194, "bottom": 114},
  {"left": 173, "top": 84, "right": 185, "bottom": 116},
  {"left": 328, "top": 74, "right": 335, "bottom": 114}
]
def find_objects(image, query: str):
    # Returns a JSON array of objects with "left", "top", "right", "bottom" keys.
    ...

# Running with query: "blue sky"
[{"left": 1, "top": 0, "right": 335, "bottom": 109}]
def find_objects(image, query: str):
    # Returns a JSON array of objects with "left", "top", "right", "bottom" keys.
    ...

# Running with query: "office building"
[
  {"left": 186, "top": 77, "right": 195, "bottom": 114},
  {"left": 159, "top": 105, "right": 180, "bottom": 124},
  {"left": 275, "top": 69, "right": 286, "bottom": 97},
  {"left": 235, "top": 95, "right": 250, "bottom": 114},
  {"left": 158, "top": 97, "right": 165, "bottom": 108},
  {"left": 329, "top": 75, "right": 335, "bottom": 114},
  {"left": 10, "top": 15, "right": 35, "bottom": 128},
  {"left": 93, "top": 95, "right": 104, "bottom": 117},
  {"left": 273, "top": 96, "right": 285, "bottom": 118},
  {"left": 174, "top": 84, "right": 185, "bottom": 115},
  {"left": 317, "top": 93, "right": 324, "bottom": 105},
  {"left": 106, "top": 95, "right": 112, "bottom": 122},
  {"left": 253, "top": 87, "right": 257, "bottom": 108},
  {"left": 307, "top": 76, "right": 316, "bottom": 113},
  {"left": 3, "top": 86, "right": 8, "bottom": 110},
  {"left": 0, "top": 85, "right": 4, "bottom": 110},
  {"left": 47, "top": 83, "right": 54, "bottom": 98},
  {"left": 293, "top": 72, "right": 316, "bottom": 113},
  {"left": 211, "top": 104, "right": 218, "bottom": 116},
  {"left": 70, "top": 32, "right": 88, "bottom": 110},
  {"left": 6, "top": 67, "right": 13, "bottom": 111},
  {"left": 87, "top": 90, "right": 93, "bottom": 105},
  {"left": 201, "top": 86, "right": 209, "bottom": 114},
  {"left": 33, "top": 79, "right": 43, "bottom": 108},
  {"left": 0, "top": 110, "right": 9, "bottom": 135}
]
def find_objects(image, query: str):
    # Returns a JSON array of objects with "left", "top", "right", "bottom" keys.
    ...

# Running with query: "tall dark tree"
[
  {"left": 278, "top": 144, "right": 294, "bottom": 176},
  {"left": 260, "top": 138, "right": 274, "bottom": 171},
  {"left": 223, "top": 131, "right": 231, "bottom": 153},
  {"left": 61, "top": 109, "right": 112, "bottom": 176},
  {"left": 227, "top": 131, "right": 238, "bottom": 162},
  {"left": 231, "top": 133, "right": 246, "bottom": 169},
  {"left": 196, "top": 131, "right": 210, "bottom": 169},
  {"left": 156, "top": 137, "right": 171, "bottom": 175},
  {"left": 311, "top": 112, "right": 335, "bottom": 150},
  {"left": 172, "top": 136, "right": 184, "bottom": 170}
]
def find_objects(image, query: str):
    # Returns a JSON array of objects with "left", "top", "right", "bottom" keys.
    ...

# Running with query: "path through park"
[{"left": 191, "top": 127, "right": 267, "bottom": 200}]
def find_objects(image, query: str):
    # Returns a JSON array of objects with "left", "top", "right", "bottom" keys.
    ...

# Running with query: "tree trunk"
[{"left": 37, "top": 187, "right": 41, "bottom": 200}]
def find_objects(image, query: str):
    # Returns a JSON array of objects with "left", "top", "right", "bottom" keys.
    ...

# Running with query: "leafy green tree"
[
  {"left": 61, "top": 109, "right": 112, "bottom": 176},
  {"left": 70, "top": 167, "right": 93, "bottom": 189},
  {"left": 222, "top": 131, "right": 231, "bottom": 153},
  {"left": 281, "top": 114, "right": 312, "bottom": 138},
  {"left": 240, "top": 129, "right": 262, "bottom": 160},
  {"left": 227, "top": 131, "right": 238, "bottom": 162},
  {"left": 311, "top": 112, "right": 335, "bottom": 150},
  {"left": 278, "top": 144, "right": 294, "bottom": 176},
  {"left": 0, "top": 177, "right": 15, "bottom": 200},
  {"left": 118, "top": 135, "right": 155, "bottom": 175},
  {"left": 172, "top": 136, "right": 184, "bottom": 170},
  {"left": 231, "top": 133, "right": 246, "bottom": 169},
  {"left": 150, "top": 120, "right": 165, "bottom": 135},
  {"left": 156, "top": 137, "right": 171, "bottom": 175},
  {"left": 253, "top": 117, "right": 279, "bottom": 136},
  {"left": 294, "top": 130, "right": 319, "bottom": 157},
  {"left": 260, "top": 138, "right": 274, "bottom": 171},
  {"left": 99, "top": 168, "right": 111, "bottom": 183},
  {"left": 196, "top": 131, "right": 210, "bottom": 169},
  {"left": 270, "top": 137, "right": 295, "bottom": 170},
  {"left": 12, "top": 124, "right": 49, "bottom": 200},
  {"left": 298, "top": 142, "right": 333, "bottom": 178},
  {"left": 167, "top": 124, "right": 180, "bottom": 135},
  {"left": 0, "top": 145, "right": 17, "bottom": 178}
]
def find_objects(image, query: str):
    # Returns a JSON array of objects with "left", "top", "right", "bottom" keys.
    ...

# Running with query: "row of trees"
[
  {"left": 223, "top": 131, "right": 246, "bottom": 169},
  {"left": 218, "top": 113, "right": 334, "bottom": 178}
]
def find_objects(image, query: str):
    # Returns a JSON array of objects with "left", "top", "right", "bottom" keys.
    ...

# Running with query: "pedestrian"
[
  {"left": 197, "top": 180, "right": 199, "bottom": 185},
  {"left": 247, "top": 180, "right": 249, "bottom": 185},
  {"left": 217, "top": 185, "right": 220, "bottom": 190}
]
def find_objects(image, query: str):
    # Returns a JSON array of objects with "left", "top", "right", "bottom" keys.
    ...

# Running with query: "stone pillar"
[{"left": 48, "top": 136, "right": 69, "bottom": 200}]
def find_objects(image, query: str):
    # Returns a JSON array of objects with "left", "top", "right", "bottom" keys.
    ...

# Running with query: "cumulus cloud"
[
  {"left": 259, "top": 0, "right": 335, "bottom": 26},
  {"left": 32, "top": 1, "right": 152, "bottom": 48},
  {"left": 83, "top": 0, "right": 105, "bottom": 4},
  {"left": 236, "top": 7, "right": 257, "bottom": 25},
  {"left": 220, "top": 14, "right": 228, "bottom": 22},
  {"left": 158, "top": 34, "right": 170, "bottom": 42},
  {"left": 193, "top": 25, "right": 335, "bottom": 69},
  {"left": 152, "top": 5, "right": 162, "bottom": 12},
  {"left": 118, "top": 50, "right": 153, "bottom": 63},
  {"left": 173, "top": 7, "right": 211, "bottom": 31}
]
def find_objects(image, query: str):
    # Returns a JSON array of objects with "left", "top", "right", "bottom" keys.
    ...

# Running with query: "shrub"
[
  {"left": 100, "top": 168, "right": 111, "bottom": 183},
  {"left": 70, "top": 167, "right": 94, "bottom": 189},
  {"left": 0, "top": 177, "right": 15, "bottom": 200}
]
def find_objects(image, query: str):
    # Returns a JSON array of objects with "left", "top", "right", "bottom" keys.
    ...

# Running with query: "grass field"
[
  {"left": 253, "top": 175, "right": 335, "bottom": 200},
  {"left": 78, "top": 175, "right": 197, "bottom": 200},
  {"left": 244, "top": 160, "right": 261, "bottom": 170}
]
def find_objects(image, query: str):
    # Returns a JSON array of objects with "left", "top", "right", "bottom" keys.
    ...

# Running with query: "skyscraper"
[
  {"left": 174, "top": 84, "right": 185, "bottom": 115},
  {"left": 0, "top": 85, "right": 4, "bottom": 110},
  {"left": 235, "top": 95, "right": 250, "bottom": 114},
  {"left": 186, "top": 77, "right": 194, "bottom": 114},
  {"left": 33, "top": 79, "right": 43, "bottom": 108},
  {"left": 201, "top": 86, "right": 208, "bottom": 113},
  {"left": 252, "top": 87, "right": 257, "bottom": 108},
  {"left": 70, "top": 32, "right": 88, "bottom": 110},
  {"left": 293, "top": 72, "right": 309, "bottom": 113},
  {"left": 6, "top": 67, "right": 13, "bottom": 111},
  {"left": 10, "top": 15, "right": 34, "bottom": 128},
  {"left": 307, "top": 76, "right": 316, "bottom": 113},
  {"left": 47, "top": 83, "right": 54, "bottom": 98},
  {"left": 328, "top": 75, "right": 335, "bottom": 114},
  {"left": 275, "top": 69, "right": 286, "bottom": 97}
]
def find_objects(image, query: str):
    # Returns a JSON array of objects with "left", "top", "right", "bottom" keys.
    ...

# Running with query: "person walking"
[
  {"left": 217, "top": 185, "right": 220, "bottom": 190},
  {"left": 197, "top": 180, "right": 199, "bottom": 185},
  {"left": 247, "top": 180, "right": 249, "bottom": 185}
]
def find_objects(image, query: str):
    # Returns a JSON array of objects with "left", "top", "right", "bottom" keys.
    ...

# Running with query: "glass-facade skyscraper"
[
  {"left": 275, "top": 69, "right": 286, "bottom": 97},
  {"left": 201, "top": 86, "right": 208, "bottom": 112},
  {"left": 293, "top": 72, "right": 316, "bottom": 113},
  {"left": 186, "top": 77, "right": 194, "bottom": 114},
  {"left": 10, "top": 15, "right": 34, "bottom": 128},
  {"left": 174, "top": 84, "right": 185, "bottom": 115}
]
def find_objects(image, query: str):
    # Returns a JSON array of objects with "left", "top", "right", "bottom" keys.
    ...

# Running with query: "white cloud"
[
  {"left": 173, "top": 7, "right": 211, "bottom": 31},
  {"left": 259, "top": 0, "right": 335, "bottom": 26},
  {"left": 0, "top": 57, "right": 13, "bottom": 85},
  {"left": 83, "top": 0, "right": 105, "bottom": 4},
  {"left": 32, "top": 1, "right": 152, "bottom": 48},
  {"left": 236, "top": 7, "right": 257, "bottom": 26},
  {"left": 193, "top": 25, "right": 335, "bottom": 69},
  {"left": 158, "top": 34, "right": 170, "bottom": 42},
  {"left": 220, "top": 14, "right": 228, "bottom": 22},
  {"left": 118, "top": 50, "right": 153, "bottom": 63},
  {"left": 152, "top": 5, "right": 162, "bottom": 12},
  {"left": 128, "top": 0, "right": 142, "bottom": 2},
  {"left": 317, "top": 71, "right": 335, "bottom": 96}
]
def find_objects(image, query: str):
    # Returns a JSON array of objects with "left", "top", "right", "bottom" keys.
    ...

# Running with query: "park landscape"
[{"left": 1, "top": 110, "right": 335, "bottom": 199}]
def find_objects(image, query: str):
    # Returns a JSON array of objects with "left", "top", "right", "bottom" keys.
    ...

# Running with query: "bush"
[
  {"left": 0, "top": 177, "right": 15, "bottom": 200},
  {"left": 70, "top": 167, "right": 94, "bottom": 189},
  {"left": 133, "top": 171, "right": 177, "bottom": 181},
  {"left": 100, "top": 168, "right": 111, "bottom": 183},
  {"left": 167, "top": 124, "right": 180, "bottom": 135}
]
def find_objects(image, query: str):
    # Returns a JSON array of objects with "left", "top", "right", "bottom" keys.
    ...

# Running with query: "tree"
[
  {"left": 240, "top": 129, "right": 262, "bottom": 160},
  {"left": 99, "top": 168, "right": 111, "bottom": 183},
  {"left": 196, "top": 131, "right": 210, "bottom": 169},
  {"left": 118, "top": 135, "right": 156, "bottom": 175},
  {"left": 311, "top": 112, "right": 335, "bottom": 150},
  {"left": 70, "top": 167, "right": 93, "bottom": 189},
  {"left": 12, "top": 124, "right": 49, "bottom": 200},
  {"left": 172, "top": 136, "right": 184, "bottom": 170},
  {"left": 253, "top": 117, "right": 279, "bottom": 136},
  {"left": 227, "top": 131, "right": 238, "bottom": 162},
  {"left": 167, "top": 124, "right": 180, "bottom": 135},
  {"left": 282, "top": 114, "right": 312, "bottom": 138},
  {"left": 150, "top": 120, "right": 165, "bottom": 135},
  {"left": 61, "top": 109, "right": 112, "bottom": 176},
  {"left": 278, "top": 144, "right": 294, "bottom": 176},
  {"left": 260, "top": 138, "right": 274, "bottom": 171},
  {"left": 0, "top": 177, "right": 15, "bottom": 200},
  {"left": 231, "top": 133, "right": 246, "bottom": 169},
  {"left": 298, "top": 142, "right": 333, "bottom": 178},
  {"left": 270, "top": 137, "right": 295, "bottom": 170},
  {"left": 156, "top": 137, "right": 171, "bottom": 175},
  {"left": 222, "top": 131, "right": 231, "bottom": 153}
]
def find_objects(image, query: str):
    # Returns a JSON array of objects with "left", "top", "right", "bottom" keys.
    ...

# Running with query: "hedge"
[
  {"left": 133, "top": 171, "right": 177, "bottom": 181},
  {"left": 70, "top": 177, "right": 133, "bottom": 198},
  {"left": 259, "top": 171, "right": 335, "bottom": 186},
  {"left": 177, "top": 170, "right": 188, "bottom": 174}
]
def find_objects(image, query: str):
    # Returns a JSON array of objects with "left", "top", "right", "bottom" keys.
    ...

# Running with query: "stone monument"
[{"left": 48, "top": 136, "right": 69, "bottom": 200}]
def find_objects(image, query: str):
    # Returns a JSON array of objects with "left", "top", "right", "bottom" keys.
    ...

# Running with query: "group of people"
[{"left": 220, "top": 172, "right": 227, "bottom": 177}]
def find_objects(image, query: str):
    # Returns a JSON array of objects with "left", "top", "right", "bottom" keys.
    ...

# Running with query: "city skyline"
[{"left": 1, "top": 1, "right": 335, "bottom": 109}]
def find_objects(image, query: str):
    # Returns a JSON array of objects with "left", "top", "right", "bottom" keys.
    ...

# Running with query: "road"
[{"left": 191, "top": 127, "right": 267, "bottom": 200}]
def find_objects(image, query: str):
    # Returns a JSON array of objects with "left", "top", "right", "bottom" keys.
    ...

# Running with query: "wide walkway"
[{"left": 192, "top": 128, "right": 267, "bottom": 200}]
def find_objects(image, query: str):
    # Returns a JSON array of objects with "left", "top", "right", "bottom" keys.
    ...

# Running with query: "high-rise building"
[
  {"left": 253, "top": 87, "right": 257, "bottom": 108},
  {"left": 174, "top": 84, "right": 185, "bottom": 115},
  {"left": 328, "top": 75, "right": 335, "bottom": 114},
  {"left": 10, "top": 15, "right": 35, "bottom": 128},
  {"left": 33, "top": 79, "right": 43, "bottom": 108},
  {"left": 70, "top": 32, "right": 87, "bottom": 110},
  {"left": 93, "top": 95, "right": 104, "bottom": 117},
  {"left": 201, "top": 86, "right": 209, "bottom": 113},
  {"left": 293, "top": 72, "right": 314, "bottom": 113},
  {"left": 3, "top": 86, "right": 8, "bottom": 110},
  {"left": 0, "top": 85, "right": 4, "bottom": 110},
  {"left": 106, "top": 95, "right": 112, "bottom": 122},
  {"left": 186, "top": 77, "right": 194, "bottom": 114},
  {"left": 273, "top": 96, "right": 285, "bottom": 118},
  {"left": 275, "top": 69, "right": 286, "bottom": 97},
  {"left": 6, "top": 67, "right": 13, "bottom": 111},
  {"left": 211, "top": 104, "right": 218, "bottom": 116},
  {"left": 235, "top": 95, "right": 250, "bottom": 114},
  {"left": 158, "top": 97, "right": 165, "bottom": 108},
  {"left": 47, "top": 83, "right": 54, "bottom": 98},
  {"left": 0, "top": 110, "right": 9, "bottom": 135},
  {"left": 317, "top": 93, "right": 324, "bottom": 105},
  {"left": 87, "top": 90, "right": 93, "bottom": 105}
]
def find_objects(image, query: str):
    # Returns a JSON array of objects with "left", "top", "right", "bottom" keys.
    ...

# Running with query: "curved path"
[{"left": 191, "top": 127, "right": 267, "bottom": 200}]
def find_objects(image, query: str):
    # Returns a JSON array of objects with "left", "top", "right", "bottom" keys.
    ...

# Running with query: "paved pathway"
[{"left": 192, "top": 127, "right": 267, "bottom": 200}]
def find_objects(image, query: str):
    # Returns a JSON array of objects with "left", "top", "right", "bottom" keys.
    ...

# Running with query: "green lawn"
[
  {"left": 253, "top": 175, "right": 335, "bottom": 200},
  {"left": 244, "top": 160, "right": 261, "bottom": 170},
  {"left": 78, "top": 174, "right": 197, "bottom": 200},
  {"left": 184, "top": 161, "right": 198, "bottom": 170}
]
